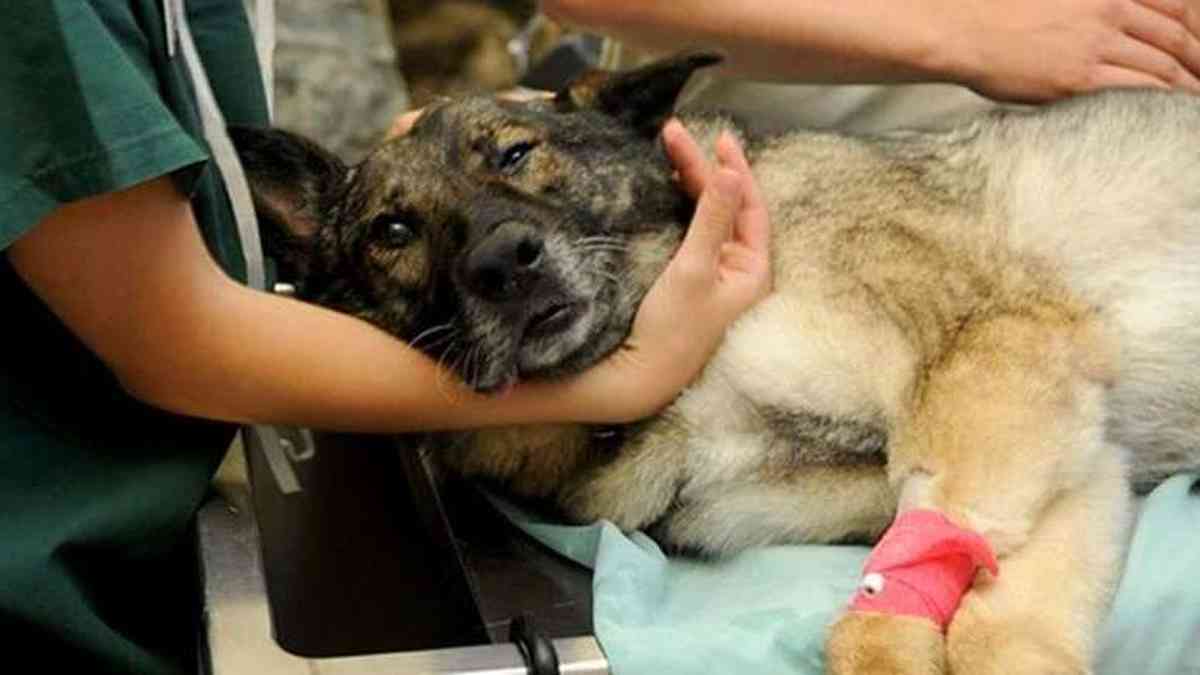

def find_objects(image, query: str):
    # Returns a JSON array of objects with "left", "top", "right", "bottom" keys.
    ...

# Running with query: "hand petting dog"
[
  {"left": 600, "top": 120, "right": 771, "bottom": 420},
  {"left": 387, "top": 105, "right": 771, "bottom": 423}
]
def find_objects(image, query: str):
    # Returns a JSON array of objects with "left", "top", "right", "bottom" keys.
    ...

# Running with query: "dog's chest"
[{"left": 665, "top": 299, "right": 890, "bottom": 496}]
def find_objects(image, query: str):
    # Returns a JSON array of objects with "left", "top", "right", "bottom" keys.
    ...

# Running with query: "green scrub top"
[{"left": 0, "top": 1, "right": 269, "bottom": 672}]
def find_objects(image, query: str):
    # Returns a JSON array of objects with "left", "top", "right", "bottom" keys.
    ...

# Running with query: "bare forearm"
[
  {"left": 10, "top": 128, "right": 767, "bottom": 433},
  {"left": 8, "top": 177, "right": 578, "bottom": 432},
  {"left": 205, "top": 284, "right": 759, "bottom": 431},
  {"left": 132, "top": 269, "right": 742, "bottom": 432},
  {"left": 125, "top": 280, "right": 583, "bottom": 431},
  {"left": 542, "top": 0, "right": 951, "bottom": 84},
  {"left": 545, "top": 0, "right": 1200, "bottom": 102}
]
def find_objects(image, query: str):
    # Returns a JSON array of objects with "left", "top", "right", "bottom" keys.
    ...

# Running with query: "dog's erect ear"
[
  {"left": 229, "top": 126, "right": 349, "bottom": 284},
  {"left": 554, "top": 52, "right": 722, "bottom": 138}
]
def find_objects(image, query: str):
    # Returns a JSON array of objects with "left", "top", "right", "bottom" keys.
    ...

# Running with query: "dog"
[{"left": 233, "top": 53, "right": 1200, "bottom": 674}]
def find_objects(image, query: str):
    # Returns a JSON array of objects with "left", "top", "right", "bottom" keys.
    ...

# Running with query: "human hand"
[
  {"left": 566, "top": 120, "right": 771, "bottom": 423},
  {"left": 946, "top": 0, "right": 1200, "bottom": 102},
  {"left": 387, "top": 108, "right": 424, "bottom": 138}
]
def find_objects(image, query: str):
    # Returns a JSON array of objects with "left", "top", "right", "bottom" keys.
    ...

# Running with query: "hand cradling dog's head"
[{"left": 234, "top": 53, "right": 722, "bottom": 392}]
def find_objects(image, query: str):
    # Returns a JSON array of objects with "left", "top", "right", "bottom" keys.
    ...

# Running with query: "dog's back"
[
  {"left": 566, "top": 89, "right": 1197, "bottom": 554},
  {"left": 982, "top": 92, "right": 1200, "bottom": 486},
  {"left": 725, "top": 90, "right": 1200, "bottom": 490}
]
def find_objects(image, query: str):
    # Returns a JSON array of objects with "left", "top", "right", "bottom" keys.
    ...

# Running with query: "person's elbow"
[
  {"left": 115, "top": 368, "right": 189, "bottom": 417},
  {"left": 110, "top": 354, "right": 235, "bottom": 423},
  {"left": 98, "top": 287, "right": 255, "bottom": 425},
  {"left": 7, "top": 175, "right": 256, "bottom": 424}
]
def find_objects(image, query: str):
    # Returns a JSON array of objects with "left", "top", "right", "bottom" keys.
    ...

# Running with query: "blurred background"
[{"left": 271, "top": 0, "right": 581, "bottom": 160}]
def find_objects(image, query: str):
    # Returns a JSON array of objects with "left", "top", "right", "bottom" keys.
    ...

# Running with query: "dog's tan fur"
[
  {"left": 236, "top": 56, "right": 1200, "bottom": 674},
  {"left": 444, "top": 92, "right": 1198, "bottom": 674}
]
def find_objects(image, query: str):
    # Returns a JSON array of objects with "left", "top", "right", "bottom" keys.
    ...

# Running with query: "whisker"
[
  {"left": 413, "top": 328, "right": 461, "bottom": 365},
  {"left": 469, "top": 343, "right": 485, "bottom": 391},
  {"left": 576, "top": 235, "right": 626, "bottom": 245},
  {"left": 414, "top": 329, "right": 459, "bottom": 353},
  {"left": 589, "top": 256, "right": 624, "bottom": 285},
  {"left": 408, "top": 321, "right": 455, "bottom": 350},
  {"left": 577, "top": 245, "right": 629, "bottom": 254},
  {"left": 434, "top": 338, "right": 468, "bottom": 403},
  {"left": 576, "top": 239, "right": 628, "bottom": 248},
  {"left": 592, "top": 270, "right": 622, "bottom": 285},
  {"left": 462, "top": 343, "right": 477, "bottom": 390}
]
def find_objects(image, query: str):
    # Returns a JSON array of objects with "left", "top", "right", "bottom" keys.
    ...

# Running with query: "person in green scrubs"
[
  {"left": 0, "top": 2, "right": 771, "bottom": 672},
  {"left": 16, "top": 1, "right": 1198, "bottom": 672}
]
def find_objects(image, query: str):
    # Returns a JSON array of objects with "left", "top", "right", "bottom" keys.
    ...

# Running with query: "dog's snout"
[{"left": 462, "top": 221, "right": 546, "bottom": 302}]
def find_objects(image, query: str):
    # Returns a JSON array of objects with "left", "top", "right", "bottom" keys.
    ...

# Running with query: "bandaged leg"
[
  {"left": 826, "top": 309, "right": 1120, "bottom": 675},
  {"left": 946, "top": 447, "right": 1130, "bottom": 675},
  {"left": 850, "top": 508, "right": 998, "bottom": 632}
]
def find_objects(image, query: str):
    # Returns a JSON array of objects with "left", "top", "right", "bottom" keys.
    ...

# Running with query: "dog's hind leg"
[{"left": 825, "top": 307, "right": 1130, "bottom": 675}]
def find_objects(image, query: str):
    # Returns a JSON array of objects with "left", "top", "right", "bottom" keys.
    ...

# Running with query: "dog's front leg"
[
  {"left": 944, "top": 447, "right": 1129, "bottom": 675},
  {"left": 558, "top": 413, "right": 688, "bottom": 531},
  {"left": 825, "top": 309, "right": 1127, "bottom": 675}
]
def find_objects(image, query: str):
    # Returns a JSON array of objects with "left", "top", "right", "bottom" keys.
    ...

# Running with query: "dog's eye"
[
  {"left": 498, "top": 141, "right": 537, "bottom": 173},
  {"left": 376, "top": 219, "right": 417, "bottom": 248}
]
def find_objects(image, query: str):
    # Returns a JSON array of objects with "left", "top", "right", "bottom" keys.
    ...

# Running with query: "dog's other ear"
[
  {"left": 554, "top": 52, "right": 722, "bottom": 138},
  {"left": 229, "top": 126, "right": 348, "bottom": 284}
]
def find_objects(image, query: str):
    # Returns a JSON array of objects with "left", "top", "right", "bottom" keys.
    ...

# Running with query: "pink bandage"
[{"left": 848, "top": 509, "right": 998, "bottom": 631}]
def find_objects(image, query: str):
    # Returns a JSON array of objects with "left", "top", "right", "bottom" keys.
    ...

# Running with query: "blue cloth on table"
[{"left": 490, "top": 474, "right": 1200, "bottom": 675}]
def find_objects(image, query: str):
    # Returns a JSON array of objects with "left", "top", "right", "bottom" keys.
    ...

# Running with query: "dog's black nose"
[{"left": 462, "top": 221, "right": 546, "bottom": 302}]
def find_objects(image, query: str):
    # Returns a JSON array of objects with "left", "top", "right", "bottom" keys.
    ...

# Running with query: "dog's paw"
[{"left": 825, "top": 611, "right": 945, "bottom": 675}]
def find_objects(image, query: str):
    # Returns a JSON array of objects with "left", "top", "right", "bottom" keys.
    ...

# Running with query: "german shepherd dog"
[{"left": 233, "top": 54, "right": 1200, "bottom": 674}]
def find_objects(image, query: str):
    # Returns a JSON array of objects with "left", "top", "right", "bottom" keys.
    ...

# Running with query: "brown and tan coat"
[{"left": 234, "top": 54, "right": 1200, "bottom": 675}]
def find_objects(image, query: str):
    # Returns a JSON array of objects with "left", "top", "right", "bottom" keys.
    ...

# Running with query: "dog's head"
[{"left": 235, "top": 53, "right": 721, "bottom": 391}]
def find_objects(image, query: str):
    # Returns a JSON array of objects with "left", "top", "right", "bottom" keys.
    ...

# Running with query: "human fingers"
[
  {"left": 714, "top": 133, "right": 770, "bottom": 254},
  {"left": 1090, "top": 62, "right": 1176, "bottom": 89},
  {"left": 1138, "top": 0, "right": 1200, "bottom": 52},
  {"left": 387, "top": 109, "right": 424, "bottom": 138},
  {"left": 1104, "top": 32, "right": 1200, "bottom": 91},
  {"left": 675, "top": 166, "right": 743, "bottom": 283},
  {"left": 662, "top": 118, "right": 713, "bottom": 199},
  {"left": 1124, "top": 0, "right": 1200, "bottom": 87},
  {"left": 496, "top": 86, "right": 554, "bottom": 102}
]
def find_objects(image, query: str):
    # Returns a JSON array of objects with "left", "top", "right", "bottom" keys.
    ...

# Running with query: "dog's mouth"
[
  {"left": 524, "top": 301, "right": 582, "bottom": 341},
  {"left": 458, "top": 246, "right": 633, "bottom": 394},
  {"left": 465, "top": 293, "right": 614, "bottom": 395},
  {"left": 515, "top": 297, "right": 601, "bottom": 374}
]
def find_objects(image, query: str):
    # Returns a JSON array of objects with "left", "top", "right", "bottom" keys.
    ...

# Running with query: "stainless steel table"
[{"left": 198, "top": 429, "right": 609, "bottom": 674}]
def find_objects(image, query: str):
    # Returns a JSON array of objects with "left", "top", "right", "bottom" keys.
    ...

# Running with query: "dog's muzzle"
[{"left": 461, "top": 220, "right": 546, "bottom": 304}]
